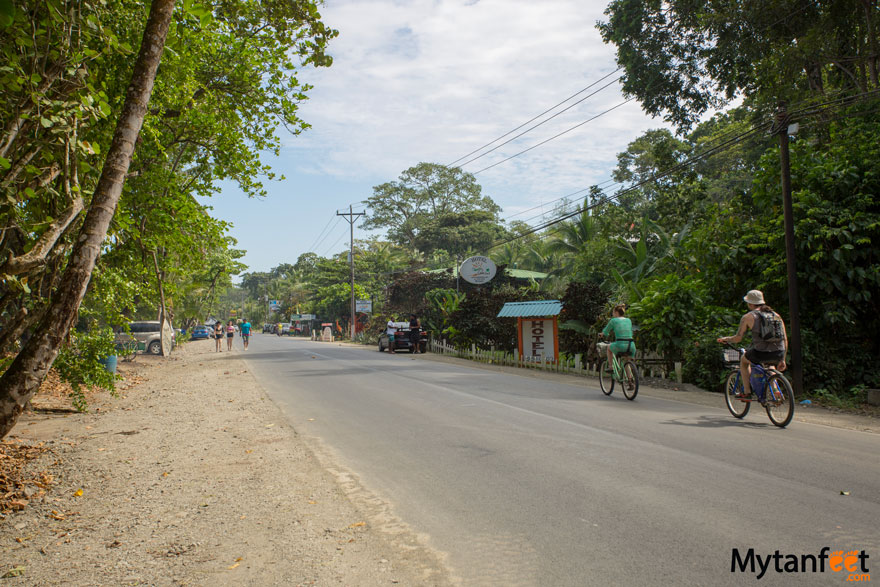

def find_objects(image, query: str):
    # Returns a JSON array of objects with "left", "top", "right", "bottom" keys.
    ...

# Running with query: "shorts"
[
  {"left": 227, "top": 333, "right": 233, "bottom": 338},
  {"left": 745, "top": 348, "right": 784, "bottom": 365},
  {"left": 387, "top": 334, "right": 395, "bottom": 341},
  {"left": 241, "top": 333, "right": 250, "bottom": 340}
]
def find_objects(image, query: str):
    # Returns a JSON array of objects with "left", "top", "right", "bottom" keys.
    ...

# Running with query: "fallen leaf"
[
  {"left": 265, "top": 424, "right": 274, "bottom": 428},
  {"left": 841, "top": 490, "right": 851, "bottom": 496},
  {"left": 73, "top": 488, "right": 83, "bottom": 497},
  {"left": 308, "top": 500, "right": 317, "bottom": 505},
  {"left": 228, "top": 562, "right": 240, "bottom": 570},
  {"left": 349, "top": 522, "right": 366, "bottom": 528},
  {"left": 162, "top": 472, "right": 169, "bottom": 477},
  {"left": 97, "top": 448, "right": 106, "bottom": 452},
  {"left": 245, "top": 450, "right": 252, "bottom": 454},
  {"left": 307, "top": 418, "right": 315, "bottom": 422},
  {"left": 1, "top": 567, "right": 26, "bottom": 578}
]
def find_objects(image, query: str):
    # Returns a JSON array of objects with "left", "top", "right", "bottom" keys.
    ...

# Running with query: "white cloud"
[{"left": 285, "top": 0, "right": 668, "bottom": 218}]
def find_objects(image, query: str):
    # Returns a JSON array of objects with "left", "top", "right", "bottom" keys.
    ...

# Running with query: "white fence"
[{"left": 429, "top": 338, "right": 682, "bottom": 381}]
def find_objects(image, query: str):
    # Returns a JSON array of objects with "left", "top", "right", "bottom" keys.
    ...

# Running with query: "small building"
[{"left": 497, "top": 300, "right": 563, "bottom": 362}]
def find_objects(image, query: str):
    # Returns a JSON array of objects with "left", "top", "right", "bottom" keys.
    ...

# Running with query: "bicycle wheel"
[
  {"left": 621, "top": 359, "right": 639, "bottom": 400},
  {"left": 764, "top": 374, "right": 795, "bottom": 428},
  {"left": 599, "top": 360, "right": 615, "bottom": 395},
  {"left": 724, "top": 371, "right": 750, "bottom": 419}
]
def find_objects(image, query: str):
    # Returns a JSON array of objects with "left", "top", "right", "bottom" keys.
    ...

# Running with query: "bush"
[
  {"left": 54, "top": 327, "right": 118, "bottom": 411},
  {"left": 629, "top": 275, "right": 709, "bottom": 367},
  {"left": 447, "top": 284, "right": 549, "bottom": 350},
  {"left": 558, "top": 281, "right": 609, "bottom": 358}
]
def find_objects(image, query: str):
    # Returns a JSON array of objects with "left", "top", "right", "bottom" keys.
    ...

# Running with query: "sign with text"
[
  {"left": 518, "top": 318, "right": 557, "bottom": 361},
  {"left": 269, "top": 300, "right": 280, "bottom": 312},
  {"left": 459, "top": 256, "right": 497, "bottom": 285},
  {"left": 355, "top": 299, "right": 372, "bottom": 313}
]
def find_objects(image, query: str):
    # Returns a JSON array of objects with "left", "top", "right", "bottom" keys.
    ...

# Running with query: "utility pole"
[
  {"left": 337, "top": 205, "right": 365, "bottom": 340},
  {"left": 775, "top": 103, "right": 804, "bottom": 397}
]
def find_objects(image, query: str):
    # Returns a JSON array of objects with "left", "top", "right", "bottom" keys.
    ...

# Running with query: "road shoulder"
[{"left": 1, "top": 342, "right": 452, "bottom": 586}]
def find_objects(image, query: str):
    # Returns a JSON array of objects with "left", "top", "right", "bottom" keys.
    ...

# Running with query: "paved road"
[{"left": 242, "top": 335, "right": 879, "bottom": 586}]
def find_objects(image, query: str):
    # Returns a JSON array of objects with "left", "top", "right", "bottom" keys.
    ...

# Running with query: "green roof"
[
  {"left": 424, "top": 267, "right": 548, "bottom": 279},
  {"left": 497, "top": 300, "right": 563, "bottom": 318}
]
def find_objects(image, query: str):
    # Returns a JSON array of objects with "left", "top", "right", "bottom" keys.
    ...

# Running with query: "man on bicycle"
[
  {"left": 597, "top": 304, "right": 636, "bottom": 365},
  {"left": 717, "top": 289, "right": 788, "bottom": 398}
]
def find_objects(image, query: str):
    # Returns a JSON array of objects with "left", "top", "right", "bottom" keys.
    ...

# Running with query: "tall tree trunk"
[{"left": 0, "top": 0, "right": 176, "bottom": 439}]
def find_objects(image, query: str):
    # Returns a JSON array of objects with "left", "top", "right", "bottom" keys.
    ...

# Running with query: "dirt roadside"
[{"left": 0, "top": 343, "right": 453, "bottom": 586}]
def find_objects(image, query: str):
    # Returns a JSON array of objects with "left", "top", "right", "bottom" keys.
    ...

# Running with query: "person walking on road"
[
  {"left": 226, "top": 320, "right": 235, "bottom": 351},
  {"left": 213, "top": 321, "right": 224, "bottom": 352},
  {"left": 240, "top": 320, "right": 251, "bottom": 350}
]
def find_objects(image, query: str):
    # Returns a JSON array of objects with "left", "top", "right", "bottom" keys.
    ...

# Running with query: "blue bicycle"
[{"left": 722, "top": 345, "right": 795, "bottom": 428}]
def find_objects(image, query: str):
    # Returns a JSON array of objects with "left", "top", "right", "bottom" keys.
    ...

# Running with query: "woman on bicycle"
[
  {"left": 598, "top": 304, "right": 636, "bottom": 365},
  {"left": 716, "top": 289, "right": 788, "bottom": 398}
]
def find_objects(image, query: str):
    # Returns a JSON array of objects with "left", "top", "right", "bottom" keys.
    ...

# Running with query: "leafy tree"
[
  {"left": 362, "top": 162, "right": 501, "bottom": 250},
  {"left": 413, "top": 210, "right": 507, "bottom": 259},
  {"left": 598, "top": 0, "right": 879, "bottom": 131}
]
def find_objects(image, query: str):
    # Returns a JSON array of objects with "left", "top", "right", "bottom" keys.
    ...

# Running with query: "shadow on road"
[{"left": 660, "top": 415, "right": 780, "bottom": 430}]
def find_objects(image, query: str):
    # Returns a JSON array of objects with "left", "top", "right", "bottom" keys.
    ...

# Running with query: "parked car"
[
  {"left": 124, "top": 320, "right": 175, "bottom": 355},
  {"left": 190, "top": 325, "right": 211, "bottom": 340},
  {"left": 378, "top": 322, "right": 428, "bottom": 353},
  {"left": 279, "top": 323, "right": 291, "bottom": 335},
  {"left": 262, "top": 323, "right": 273, "bottom": 333}
]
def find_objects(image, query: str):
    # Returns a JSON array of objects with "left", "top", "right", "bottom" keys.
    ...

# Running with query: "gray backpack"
[{"left": 756, "top": 311, "right": 784, "bottom": 343}]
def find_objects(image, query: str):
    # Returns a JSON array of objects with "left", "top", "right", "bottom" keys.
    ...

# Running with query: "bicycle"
[
  {"left": 721, "top": 344, "right": 795, "bottom": 428},
  {"left": 598, "top": 341, "right": 639, "bottom": 400}
]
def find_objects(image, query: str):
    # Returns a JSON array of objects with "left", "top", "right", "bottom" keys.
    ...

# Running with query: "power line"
[
  {"left": 446, "top": 69, "right": 622, "bottom": 167},
  {"left": 455, "top": 76, "right": 623, "bottom": 169},
  {"left": 472, "top": 97, "right": 636, "bottom": 175},
  {"left": 306, "top": 215, "right": 337, "bottom": 253}
]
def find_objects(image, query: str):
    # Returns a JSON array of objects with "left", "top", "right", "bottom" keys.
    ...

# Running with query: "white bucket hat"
[{"left": 743, "top": 290, "right": 765, "bottom": 305}]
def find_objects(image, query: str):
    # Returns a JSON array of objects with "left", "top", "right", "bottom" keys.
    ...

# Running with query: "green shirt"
[
  {"left": 602, "top": 317, "right": 636, "bottom": 355},
  {"left": 602, "top": 317, "right": 633, "bottom": 340}
]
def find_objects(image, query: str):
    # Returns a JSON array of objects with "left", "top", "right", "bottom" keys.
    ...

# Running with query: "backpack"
[{"left": 755, "top": 311, "right": 784, "bottom": 343}]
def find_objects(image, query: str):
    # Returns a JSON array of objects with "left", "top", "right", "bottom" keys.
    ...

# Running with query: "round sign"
[{"left": 459, "top": 256, "right": 497, "bottom": 285}]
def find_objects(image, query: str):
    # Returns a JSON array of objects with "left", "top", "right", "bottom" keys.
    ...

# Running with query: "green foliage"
[
  {"left": 558, "top": 281, "right": 609, "bottom": 358},
  {"left": 447, "top": 285, "right": 549, "bottom": 350},
  {"left": 54, "top": 328, "right": 118, "bottom": 412},
  {"left": 362, "top": 163, "right": 501, "bottom": 250},
  {"left": 628, "top": 275, "right": 709, "bottom": 364},
  {"left": 598, "top": 0, "right": 874, "bottom": 131},
  {"left": 421, "top": 288, "right": 464, "bottom": 339}
]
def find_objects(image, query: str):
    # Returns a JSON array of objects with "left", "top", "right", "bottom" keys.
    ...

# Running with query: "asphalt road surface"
[{"left": 242, "top": 335, "right": 879, "bottom": 586}]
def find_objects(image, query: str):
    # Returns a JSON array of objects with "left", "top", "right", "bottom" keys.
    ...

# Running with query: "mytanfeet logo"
[{"left": 731, "top": 547, "right": 870, "bottom": 581}]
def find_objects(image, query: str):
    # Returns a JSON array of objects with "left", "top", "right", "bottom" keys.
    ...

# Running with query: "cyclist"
[
  {"left": 716, "top": 289, "right": 788, "bottom": 398},
  {"left": 597, "top": 304, "right": 636, "bottom": 366}
]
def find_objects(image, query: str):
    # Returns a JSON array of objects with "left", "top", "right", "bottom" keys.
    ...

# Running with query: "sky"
[{"left": 201, "top": 0, "right": 672, "bottom": 276}]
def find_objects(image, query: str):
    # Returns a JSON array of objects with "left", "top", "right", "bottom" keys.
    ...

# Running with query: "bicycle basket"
[{"left": 722, "top": 348, "right": 741, "bottom": 365}]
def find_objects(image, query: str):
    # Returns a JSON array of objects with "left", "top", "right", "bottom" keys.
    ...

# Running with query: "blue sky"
[{"left": 201, "top": 0, "right": 673, "bottom": 275}]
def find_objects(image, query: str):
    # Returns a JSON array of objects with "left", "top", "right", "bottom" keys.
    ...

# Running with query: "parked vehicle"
[
  {"left": 190, "top": 325, "right": 211, "bottom": 340},
  {"left": 262, "top": 323, "right": 273, "bottom": 333},
  {"left": 378, "top": 323, "right": 428, "bottom": 353},
  {"left": 279, "top": 323, "right": 291, "bottom": 335},
  {"left": 121, "top": 320, "right": 175, "bottom": 355}
]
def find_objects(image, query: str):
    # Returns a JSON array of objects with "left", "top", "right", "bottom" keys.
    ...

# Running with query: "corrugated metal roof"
[
  {"left": 423, "top": 267, "right": 548, "bottom": 279},
  {"left": 496, "top": 300, "right": 563, "bottom": 318}
]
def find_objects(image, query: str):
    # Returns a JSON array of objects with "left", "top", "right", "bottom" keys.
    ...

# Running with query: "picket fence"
[{"left": 428, "top": 338, "right": 682, "bottom": 382}]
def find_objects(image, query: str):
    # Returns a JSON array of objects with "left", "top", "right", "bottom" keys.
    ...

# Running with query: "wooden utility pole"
[
  {"left": 337, "top": 205, "right": 365, "bottom": 340},
  {"left": 775, "top": 103, "right": 804, "bottom": 397}
]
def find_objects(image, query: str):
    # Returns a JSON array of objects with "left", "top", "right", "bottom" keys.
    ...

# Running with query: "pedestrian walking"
[
  {"left": 226, "top": 320, "right": 235, "bottom": 351},
  {"left": 240, "top": 319, "right": 251, "bottom": 350},
  {"left": 214, "top": 321, "right": 224, "bottom": 352}
]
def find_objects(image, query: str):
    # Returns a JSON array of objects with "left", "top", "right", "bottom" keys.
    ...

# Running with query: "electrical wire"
[{"left": 446, "top": 69, "right": 623, "bottom": 167}]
